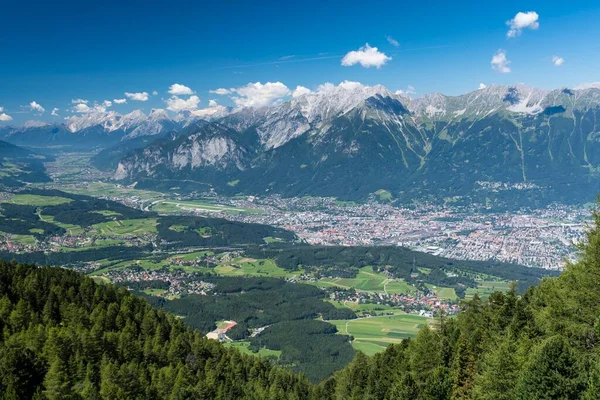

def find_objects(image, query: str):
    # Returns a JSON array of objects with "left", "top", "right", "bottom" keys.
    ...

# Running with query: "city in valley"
[{"left": 59, "top": 178, "right": 586, "bottom": 272}]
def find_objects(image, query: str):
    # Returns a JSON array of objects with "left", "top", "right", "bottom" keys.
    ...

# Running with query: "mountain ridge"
[{"left": 110, "top": 83, "right": 600, "bottom": 205}]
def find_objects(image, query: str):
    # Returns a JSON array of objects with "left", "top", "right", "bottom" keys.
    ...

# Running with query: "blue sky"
[{"left": 2, "top": 0, "right": 600, "bottom": 124}]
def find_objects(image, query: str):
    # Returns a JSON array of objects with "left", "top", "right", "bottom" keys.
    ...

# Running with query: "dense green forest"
[
  {"left": 140, "top": 276, "right": 355, "bottom": 382},
  {"left": 0, "top": 261, "right": 313, "bottom": 399}
]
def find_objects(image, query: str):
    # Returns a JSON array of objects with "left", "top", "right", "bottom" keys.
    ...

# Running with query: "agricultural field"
[
  {"left": 7, "top": 194, "right": 72, "bottom": 206},
  {"left": 214, "top": 257, "right": 301, "bottom": 278},
  {"left": 426, "top": 284, "right": 457, "bottom": 300},
  {"left": 38, "top": 214, "right": 84, "bottom": 235},
  {"left": 466, "top": 279, "right": 513, "bottom": 299},
  {"left": 89, "top": 218, "right": 157, "bottom": 236},
  {"left": 313, "top": 266, "right": 417, "bottom": 294},
  {"left": 329, "top": 312, "right": 433, "bottom": 356},
  {"left": 224, "top": 341, "right": 282, "bottom": 359}
]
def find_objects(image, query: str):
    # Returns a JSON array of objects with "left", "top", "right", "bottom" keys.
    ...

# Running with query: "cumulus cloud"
[
  {"left": 168, "top": 83, "right": 195, "bottom": 95},
  {"left": 72, "top": 101, "right": 108, "bottom": 113},
  {"left": 0, "top": 113, "right": 13, "bottom": 121},
  {"left": 316, "top": 82, "right": 335, "bottom": 93},
  {"left": 210, "top": 88, "right": 231, "bottom": 95},
  {"left": 71, "top": 98, "right": 88, "bottom": 104},
  {"left": 51, "top": 108, "right": 60, "bottom": 116},
  {"left": 341, "top": 44, "right": 391, "bottom": 68},
  {"left": 386, "top": 35, "right": 399, "bottom": 47},
  {"left": 73, "top": 103, "right": 92, "bottom": 113},
  {"left": 507, "top": 11, "right": 539, "bottom": 38},
  {"left": 125, "top": 92, "right": 149, "bottom": 101},
  {"left": 478, "top": 83, "right": 487, "bottom": 90},
  {"left": 552, "top": 56, "right": 564, "bottom": 66},
  {"left": 491, "top": 49, "right": 511, "bottom": 73},
  {"left": 165, "top": 95, "right": 201, "bottom": 112},
  {"left": 231, "top": 82, "right": 290, "bottom": 108},
  {"left": 152, "top": 91, "right": 158, "bottom": 96},
  {"left": 30, "top": 101, "right": 45, "bottom": 114},
  {"left": 395, "top": 85, "right": 416, "bottom": 96},
  {"left": 113, "top": 98, "right": 127, "bottom": 104},
  {"left": 0, "top": 107, "right": 3, "bottom": 112},
  {"left": 292, "top": 85, "right": 312, "bottom": 98}
]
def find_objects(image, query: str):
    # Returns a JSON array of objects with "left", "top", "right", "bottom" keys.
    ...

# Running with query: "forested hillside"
[
  {"left": 0, "top": 262, "right": 312, "bottom": 399},
  {"left": 3, "top": 207, "right": 600, "bottom": 398}
]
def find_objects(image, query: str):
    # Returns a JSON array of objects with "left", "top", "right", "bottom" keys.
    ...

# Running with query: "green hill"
[{"left": 0, "top": 261, "right": 311, "bottom": 399}]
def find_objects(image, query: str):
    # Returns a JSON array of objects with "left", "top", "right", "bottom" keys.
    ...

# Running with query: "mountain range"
[{"left": 3, "top": 82, "right": 600, "bottom": 205}]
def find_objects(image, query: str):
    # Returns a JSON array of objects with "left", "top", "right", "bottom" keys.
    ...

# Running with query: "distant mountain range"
[{"left": 4, "top": 82, "right": 600, "bottom": 205}]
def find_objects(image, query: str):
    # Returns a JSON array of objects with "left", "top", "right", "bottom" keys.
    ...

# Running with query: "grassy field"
[
  {"left": 170, "top": 251, "right": 214, "bottom": 261},
  {"left": 92, "top": 210, "right": 122, "bottom": 217},
  {"left": 313, "top": 266, "right": 417, "bottom": 294},
  {"left": 142, "top": 288, "right": 167, "bottom": 296},
  {"left": 4, "top": 234, "right": 37, "bottom": 246},
  {"left": 38, "top": 214, "right": 84, "bottom": 236},
  {"left": 225, "top": 341, "right": 282, "bottom": 359},
  {"left": 466, "top": 280, "right": 512, "bottom": 299},
  {"left": 214, "top": 258, "right": 300, "bottom": 278},
  {"left": 6, "top": 194, "right": 72, "bottom": 206},
  {"left": 425, "top": 284, "right": 457, "bottom": 300},
  {"left": 329, "top": 312, "right": 432, "bottom": 356},
  {"left": 90, "top": 275, "right": 111, "bottom": 284},
  {"left": 89, "top": 218, "right": 157, "bottom": 236}
]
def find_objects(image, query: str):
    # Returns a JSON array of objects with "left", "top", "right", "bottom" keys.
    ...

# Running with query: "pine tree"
[
  {"left": 43, "top": 358, "right": 74, "bottom": 400},
  {"left": 472, "top": 338, "right": 518, "bottom": 400}
]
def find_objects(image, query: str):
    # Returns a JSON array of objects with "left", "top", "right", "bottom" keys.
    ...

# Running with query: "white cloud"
[
  {"left": 507, "top": 11, "right": 539, "bottom": 38},
  {"left": 71, "top": 101, "right": 108, "bottom": 113},
  {"left": 0, "top": 113, "right": 13, "bottom": 121},
  {"left": 0, "top": 107, "right": 3, "bottom": 112},
  {"left": 341, "top": 44, "right": 391, "bottom": 68},
  {"left": 395, "top": 85, "right": 416, "bottom": 96},
  {"left": 231, "top": 82, "right": 290, "bottom": 108},
  {"left": 165, "top": 95, "right": 201, "bottom": 112},
  {"left": 168, "top": 83, "right": 194, "bottom": 95},
  {"left": 574, "top": 82, "right": 600, "bottom": 90},
  {"left": 125, "top": 92, "right": 149, "bottom": 101},
  {"left": 491, "top": 49, "right": 511, "bottom": 73},
  {"left": 316, "top": 82, "right": 335, "bottom": 93},
  {"left": 71, "top": 98, "right": 88, "bottom": 104},
  {"left": 30, "top": 101, "right": 45, "bottom": 114},
  {"left": 292, "top": 85, "right": 312, "bottom": 98},
  {"left": 113, "top": 98, "right": 127, "bottom": 104},
  {"left": 478, "top": 83, "right": 487, "bottom": 90},
  {"left": 51, "top": 108, "right": 60, "bottom": 116},
  {"left": 386, "top": 35, "right": 399, "bottom": 47},
  {"left": 73, "top": 103, "right": 92, "bottom": 113},
  {"left": 152, "top": 91, "right": 158, "bottom": 96},
  {"left": 552, "top": 56, "right": 564, "bottom": 66},
  {"left": 210, "top": 88, "right": 231, "bottom": 95}
]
